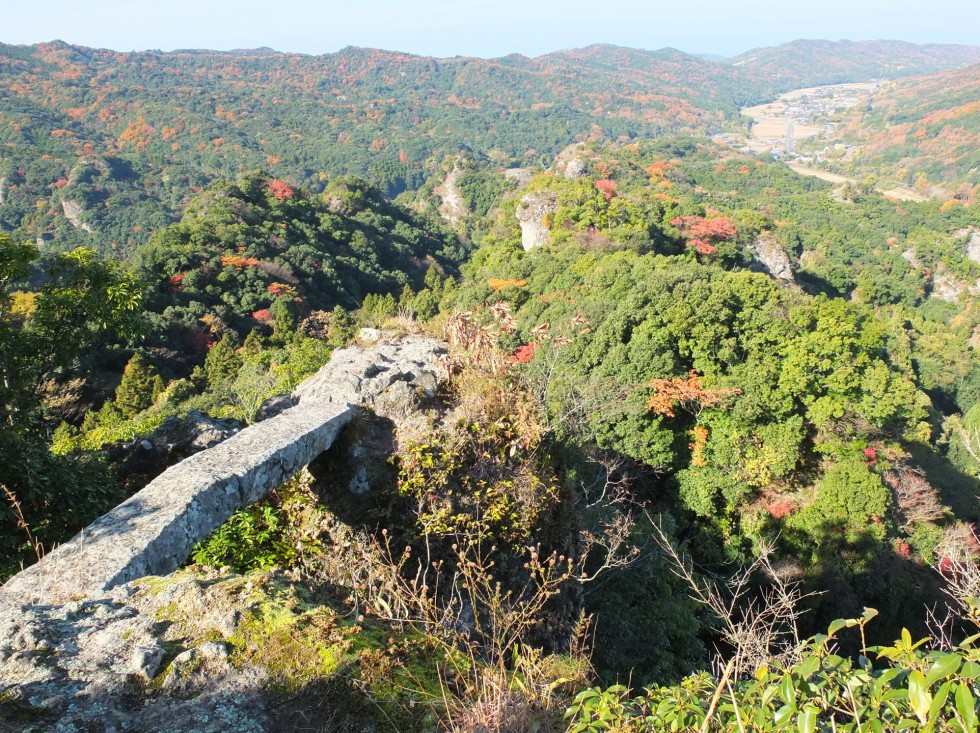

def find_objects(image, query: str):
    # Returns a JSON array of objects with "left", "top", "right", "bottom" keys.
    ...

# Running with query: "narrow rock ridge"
[
  {"left": 435, "top": 158, "right": 467, "bottom": 225},
  {"left": 516, "top": 190, "right": 558, "bottom": 251},
  {"left": 0, "top": 335, "right": 446, "bottom": 609}
]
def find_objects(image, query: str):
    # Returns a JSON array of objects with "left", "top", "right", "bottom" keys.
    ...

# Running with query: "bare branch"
[{"left": 648, "top": 514, "right": 817, "bottom": 679}]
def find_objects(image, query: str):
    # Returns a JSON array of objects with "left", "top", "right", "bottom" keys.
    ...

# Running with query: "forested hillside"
[
  {"left": 2, "top": 38, "right": 980, "bottom": 256},
  {"left": 2, "top": 35, "right": 980, "bottom": 732},
  {"left": 730, "top": 39, "right": 980, "bottom": 88},
  {"left": 834, "top": 64, "right": 980, "bottom": 197}
]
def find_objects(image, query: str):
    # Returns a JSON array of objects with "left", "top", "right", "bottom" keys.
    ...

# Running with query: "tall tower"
[{"left": 785, "top": 117, "right": 795, "bottom": 154}]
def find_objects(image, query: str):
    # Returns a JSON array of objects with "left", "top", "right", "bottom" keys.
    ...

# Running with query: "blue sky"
[{"left": 4, "top": 0, "right": 979, "bottom": 58}]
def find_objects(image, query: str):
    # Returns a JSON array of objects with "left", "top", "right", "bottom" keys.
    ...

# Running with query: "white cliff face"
[
  {"left": 435, "top": 162, "right": 467, "bottom": 225},
  {"left": 966, "top": 230, "right": 980, "bottom": 265},
  {"left": 503, "top": 168, "right": 533, "bottom": 187},
  {"left": 750, "top": 233, "right": 794, "bottom": 282},
  {"left": 562, "top": 158, "right": 587, "bottom": 179},
  {"left": 0, "top": 176, "right": 7, "bottom": 206},
  {"left": 516, "top": 191, "right": 558, "bottom": 251},
  {"left": 555, "top": 142, "right": 589, "bottom": 179},
  {"left": 930, "top": 266, "right": 972, "bottom": 303},
  {"left": 61, "top": 199, "right": 94, "bottom": 233}
]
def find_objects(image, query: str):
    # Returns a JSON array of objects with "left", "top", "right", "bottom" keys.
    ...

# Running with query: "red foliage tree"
[
  {"left": 594, "top": 179, "right": 617, "bottom": 200},
  {"left": 267, "top": 179, "right": 294, "bottom": 201},
  {"left": 509, "top": 342, "right": 539, "bottom": 364},
  {"left": 670, "top": 215, "right": 737, "bottom": 256}
]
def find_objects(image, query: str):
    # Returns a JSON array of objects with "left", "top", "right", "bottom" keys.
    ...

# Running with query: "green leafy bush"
[
  {"left": 566, "top": 610, "right": 980, "bottom": 732},
  {"left": 191, "top": 474, "right": 324, "bottom": 572}
]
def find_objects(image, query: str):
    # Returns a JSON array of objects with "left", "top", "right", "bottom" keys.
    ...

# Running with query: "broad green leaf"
[
  {"left": 797, "top": 706, "right": 818, "bottom": 733},
  {"left": 774, "top": 704, "right": 795, "bottom": 727},
  {"left": 962, "top": 661, "right": 980, "bottom": 680},
  {"left": 780, "top": 673, "right": 797, "bottom": 706},
  {"left": 909, "top": 670, "right": 932, "bottom": 723},
  {"left": 829, "top": 618, "right": 849, "bottom": 636},
  {"left": 926, "top": 654, "right": 961, "bottom": 685},
  {"left": 928, "top": 680, "right": 952, "bottom": 726},
  {"left": 955, "top": 682, "right": 977, "bottom": 732}
]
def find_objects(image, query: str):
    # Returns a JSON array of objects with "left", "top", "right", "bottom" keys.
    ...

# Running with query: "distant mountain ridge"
[
  {"left": 1, "top": 38, "right": 979, "bottom": 250},
  {"left": 730, "top": 39, "right": 980, "bottom": 88}
]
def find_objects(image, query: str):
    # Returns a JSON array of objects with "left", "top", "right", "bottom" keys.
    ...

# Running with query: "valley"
[
  {"left": 726, "top": 81, "right": 931, "bottom": 201},
  {"left": 1, "top": 33, "right": 980, "bottom": 733}
]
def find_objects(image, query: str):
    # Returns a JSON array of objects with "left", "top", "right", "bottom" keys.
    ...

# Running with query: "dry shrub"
[
  {"left": 884, "top": 461, "right": 947, "bottom": 527},
  {"left": 651, "top": 519, "right": 816, "bottom": 679},
  {"left": 928, "top": 522, "right": 980, "bottom": 646},
  {"left": 363, "top": 535, "right": 590, "bottom": 733}
]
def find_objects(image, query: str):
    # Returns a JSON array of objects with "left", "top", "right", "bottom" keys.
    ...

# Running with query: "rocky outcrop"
[
  {"left": 562, "top": 158, "right": 587, "bottom": 179},
  {"left": 516, "top": 191, "right": 558, "bottom": 251},
  {"left": 61, "top": 198, "right": 94, "bottom": 233},
  {"left": 930, "top": 267, "right": 971, "bottom": 303},
  {"left": 0, "top": 336, "right": 446, "bottom": 610},
  {"left": 0, "top": 335, "right": 448, "bottom": 731},
  {"left": 68, "top": 156, "right": 111, "bottom": 184},
  {"left": 503, "top": 168, "right": 533, "bottom": 187},
  {"left": 435, "top": 159, "right": 467, "bottom": 225},
  {"left": 105, "top": 410, "right": 243, "bottom": 491},
  {"left": 555, "top": 143, "right": 589, "bottom": 179},
  {"left": 966, "top": 230, "right": 980, "bottom": 264},
  {"left": 929, "top": 263, "right": 980, "bottom": 303},
  {"left": 0, "top": 176, "right": 6, "bottom": 205},
  {"left": 0, "top": 569, "right": 318, "bottom": 731},
  {"left": 749, "top": 233, "right": 794, "bottom": 282}
]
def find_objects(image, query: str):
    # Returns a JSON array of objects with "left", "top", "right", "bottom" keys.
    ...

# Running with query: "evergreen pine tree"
[
  {"left": 204, "top": 334, "right": 242, "bottom": 388},
  {"left": 270, "top": 297, "right": 297, "bottom": 345},
  {"left": 242, "top": 330, "right": 265, "bottom": 356},
  {"left": 114, "top": 352, "right": 164, "bottom": 418},
  {"left": 328, "top": 305, "right": 357, "bottom": 347}
]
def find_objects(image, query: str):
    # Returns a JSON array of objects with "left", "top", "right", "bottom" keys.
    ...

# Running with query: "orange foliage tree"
[{"left": 647, "top": 370, "right": 741, "bottom": 419}]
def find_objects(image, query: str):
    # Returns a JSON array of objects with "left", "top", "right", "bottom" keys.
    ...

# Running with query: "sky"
[{"left": 4, "top": 0, "right": 979, "bottom": 59}]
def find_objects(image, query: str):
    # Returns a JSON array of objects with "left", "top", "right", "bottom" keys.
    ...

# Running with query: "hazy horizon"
[{"left": 4, "top": 0, "right": 980, "bottom": 60}]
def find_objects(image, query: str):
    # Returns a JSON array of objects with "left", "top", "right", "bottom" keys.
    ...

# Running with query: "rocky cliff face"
[
  {"left": 0, "top": 336, "right": 449, "bottom": 731},
  {"left": 61, "top": 198, "right": 94, "bottom": 233},
  {"left": 516, "top": 191, "right": 558, "bottom": 251},
  {"left": 555, "top": 143, "right": 589, "bottom": 179},
  {"left": 965, "top": 229, "right": 980, "bottom": 264},
  {"left": 930, "top": 267, "right": 973, "bottom": 303},
  {"left": 750, "top": 233, "right": 794, "bottom": 282},
  {"left": 503, "top": 168, "right": 533, "bottom": 187},
  {"left": 435, "top": 158, "right": 467, "bottom": 225}
]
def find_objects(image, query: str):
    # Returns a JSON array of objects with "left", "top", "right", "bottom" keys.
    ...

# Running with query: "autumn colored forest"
[{"left": 3, "top": 35, "right": 980, "bottom": 732}]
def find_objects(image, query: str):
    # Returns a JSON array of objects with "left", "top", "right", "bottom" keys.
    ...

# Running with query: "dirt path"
[{"left": 786, "top": 163, "right": 930, "bottom": 202}]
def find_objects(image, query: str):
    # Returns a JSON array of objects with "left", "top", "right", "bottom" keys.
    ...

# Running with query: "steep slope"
[{"left": 836, "top": 63, "right": 980, "bottom": 195}]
